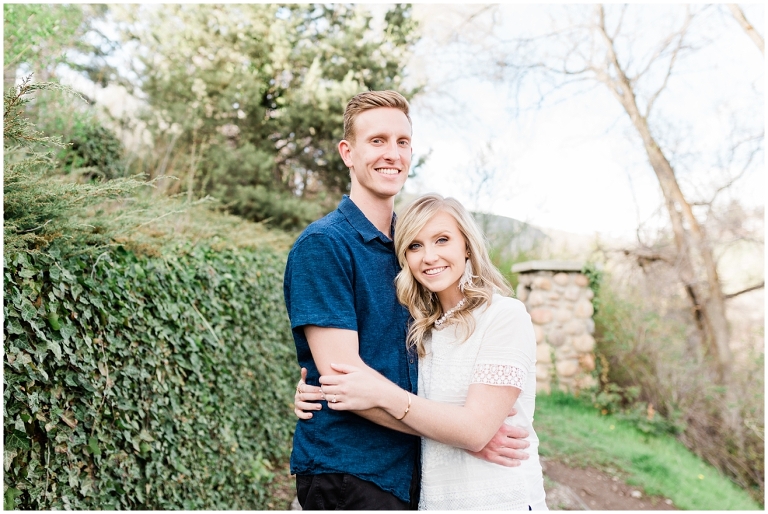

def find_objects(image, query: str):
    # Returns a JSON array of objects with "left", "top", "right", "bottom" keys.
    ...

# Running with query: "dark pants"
[{"left": 296, "top": 469, "right": 420, "bottom": 510}]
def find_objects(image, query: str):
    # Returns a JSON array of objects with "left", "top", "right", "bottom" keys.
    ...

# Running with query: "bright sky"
[{"left": 399, "top": 4, "right": 765, "bottom": 240}]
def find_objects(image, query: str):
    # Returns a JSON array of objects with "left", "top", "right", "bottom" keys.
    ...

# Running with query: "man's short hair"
[{"left": 343, "top": 90, "right": 411, "bottom": 143}]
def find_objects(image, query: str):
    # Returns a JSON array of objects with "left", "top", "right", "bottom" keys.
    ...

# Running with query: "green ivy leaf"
[
  {"left": 59, "top": 322, "right": 76, "bottom": 340},
  {"left": 18, "top": 267, "right": 38, "bottom": 279},
  {"left": 47, "top": 311, "right": 61, "bottom": 331},
  {"left": 4, "top": 449, "right": 18, "bottom": 472},
  {"left": 71, "top": 282, "right": 83, "bottom": 301},
  {"left": 6, "top": 318, "right": 24, "bottom": 335},
  {"left": 20, "top": 300, "right": 37, "bottom": 321},
  {"left": 5, "top": 429, "right": 31, "bottom": 451},
  {"left": 4, "top": 487, "right": 22, "bottom": 511},
  {"left": 47, "top": 340, "right": 62, "bottom": 360},
  {"left": 88, "top": 436, "right": 101, "bottom": 456}
]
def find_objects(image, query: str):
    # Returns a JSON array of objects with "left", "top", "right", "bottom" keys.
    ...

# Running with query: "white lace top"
[{"left": 418, "top": 295, "right": 547, "bottom": 510}]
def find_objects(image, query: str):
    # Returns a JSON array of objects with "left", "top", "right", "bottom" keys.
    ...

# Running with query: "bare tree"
[
  {"left": 594, "top": 5, "right": 736, "bottom": 384},
  {"left": 495, "top": 4, "right": 764, "bottom": 387}
]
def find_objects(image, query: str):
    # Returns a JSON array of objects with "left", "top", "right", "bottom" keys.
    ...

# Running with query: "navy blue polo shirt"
[{"left": 283, "top": 195, "right": 419, "bottom": 503}]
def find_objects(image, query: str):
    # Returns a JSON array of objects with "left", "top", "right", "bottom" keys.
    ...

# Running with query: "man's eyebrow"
[{"left": 367, "top": 132, "right": 411, "bottom": 140}]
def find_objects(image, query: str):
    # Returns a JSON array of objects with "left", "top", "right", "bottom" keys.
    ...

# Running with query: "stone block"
[
  {"left": 574, "top": 299, "right": 594, "bottom": 318},
  {"left": 548, "top": 329, "right": 567, "bottom": 347},
  {"left": 530, "top": 308, "right": 553, "bottom": 325},
  {"left": 574, "top": 274, "right": 589, "bottom": 287},
  {"left": 555, "top": 308, "right": 572, "bottom": 322},
  {"left": 536, "top": 381, "right": 552, "bottom": 394},
  {"left": 536, "top": 343, "right": 552, "bottom": 364},
  {"left": 548, "top": 292, "right": 561, "bottom": 301},
  {"left": 573, "top": 374, "right": 597, "bottom": 390},
  {"left": 556, "top": 359, "right": 580, "bottom": 377},
  {"left": 585, "top": 289, "right": 594, "bottom": 300},
  {"left": 585, "top": 318, "right": 595, "bottom": 334},
  {"left": 528, "top": 290, "right": 547, "bottom": 307},
  {"left": 516, "top": 283, "right": 529, "bottom": 302},
  {"left": 533, "top": 324, "right": 544, "bottom": 343},
  {"left": 518, "top": 273, "right": 532, "bottom": 286},
  {"left": 578, "top": 353, "right": 596, "bottom": 372},
  {"left": 573, "top": 334, "right": 596, "bottom": 353},
  {"left": 553, "top": 272, "right": 569, "bottom": 286},
  {"left": 555, "top": 345, "right": 576, "bottom": 360},
  {"left": 564, "top": 319, "right": 586, "bottom": 335},
  {"left": 564, "top": 285, "right": 581, "bottom": 301},
  {"left": 536, "top": 363, "right": 551, "bottom": 380},
  {"left": 532, "top": 276, "right": 552, "bottom": 290}
]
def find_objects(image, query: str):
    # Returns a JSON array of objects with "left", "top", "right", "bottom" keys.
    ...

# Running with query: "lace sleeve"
[
  {"left": 470, "top": 297, "right": 536, "bottom": 390},
  {"left": 471, "top": 363, "right": 527, "bottom": 389}
]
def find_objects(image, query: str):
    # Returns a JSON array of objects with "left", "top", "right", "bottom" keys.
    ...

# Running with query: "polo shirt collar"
[{"left": 338, "top": 195, "right": 396, "bottom": 243}]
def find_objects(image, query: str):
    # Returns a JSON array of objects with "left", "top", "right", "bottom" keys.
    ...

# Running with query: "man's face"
[{"left": 339, "top": 107, "right": 412, "bottom": 201}]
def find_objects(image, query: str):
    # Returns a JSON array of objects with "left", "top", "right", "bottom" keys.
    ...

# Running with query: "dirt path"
[
  {"left": 274, "top": 458, "right": 679, "bottom": 510},
  {"left": 542, "top": 458, "right": 677, "bottom": 510}
]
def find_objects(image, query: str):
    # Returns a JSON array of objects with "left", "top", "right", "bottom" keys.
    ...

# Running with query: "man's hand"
[
  {"left": 466, "top": 409, "right": 530, "bottom": 467},
  {"left": 294, "top": 367, "right": 324, "bottom": 419}
]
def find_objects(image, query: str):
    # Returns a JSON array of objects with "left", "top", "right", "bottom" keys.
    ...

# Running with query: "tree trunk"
[{"left": 596, "top": 6, "right": 733, "bottom": 384}]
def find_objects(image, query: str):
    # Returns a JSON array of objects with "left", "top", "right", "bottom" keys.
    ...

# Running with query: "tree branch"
[
  {"left": 728, "top": 4, "right": 764, "bottom": 55},
  {"left": 724, "top": 281, "right": 765, "bottom": 300},
  {"left": 704, "top": 130, "right": 764, "bottom": 206},
  {"left": 644, "top": 8, "right": 693, "bottom": 117}
]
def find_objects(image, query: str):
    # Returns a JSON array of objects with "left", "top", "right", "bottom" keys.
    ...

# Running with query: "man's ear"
[{"left": 338, "top": 139, "right": 353, "bottom": 167}]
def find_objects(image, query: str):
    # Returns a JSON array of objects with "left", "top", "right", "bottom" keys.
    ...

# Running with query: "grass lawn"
[{"left": 535, "top": 392, "right": 762, "bottom": 510}]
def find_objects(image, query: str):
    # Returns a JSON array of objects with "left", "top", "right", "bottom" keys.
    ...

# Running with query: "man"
[{"left": 283, "top": 91, "right": 529, "bottom": 510}]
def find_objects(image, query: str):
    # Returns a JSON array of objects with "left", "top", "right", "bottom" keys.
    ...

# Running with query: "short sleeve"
[
  {"left": 284, "top": 233, "right": 357, "bottom": 331},
  {"left": 471, "top": 298, "right": 536, "bottom": 390}
]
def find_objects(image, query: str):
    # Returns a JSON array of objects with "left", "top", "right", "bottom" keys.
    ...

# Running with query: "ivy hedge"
[{"left": 3, "top": 243, "right": 297, "bottom": 509}]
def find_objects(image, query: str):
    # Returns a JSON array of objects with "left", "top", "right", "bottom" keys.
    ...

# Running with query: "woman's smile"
[{"left": 405, "top": 211, "right": 468, "bottom": 309}]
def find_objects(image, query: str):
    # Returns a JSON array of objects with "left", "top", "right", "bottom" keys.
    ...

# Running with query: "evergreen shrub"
[
  {"left": 3, "top": 243, "right": 297, "bottom": 509},
  {"left": 60, "top": 121, "right": 127, "bottom": 180}
]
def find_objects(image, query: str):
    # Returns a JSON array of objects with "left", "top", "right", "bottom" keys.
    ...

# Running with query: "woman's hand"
[
  {"left": 319, "top": 363, "right": 395, "bottom": 412},
  {"left": 295, "top": 367, "right": 324, "bottom": 419}
]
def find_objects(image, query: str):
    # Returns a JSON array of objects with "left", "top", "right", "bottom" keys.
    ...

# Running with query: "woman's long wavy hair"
[{"left": 394, "top": 194, "right": 512, "bottom": 357}]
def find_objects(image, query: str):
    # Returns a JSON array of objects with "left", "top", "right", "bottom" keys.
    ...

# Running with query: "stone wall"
[{"left": 512, "top": 261, "right": 598, "bottom": 393}]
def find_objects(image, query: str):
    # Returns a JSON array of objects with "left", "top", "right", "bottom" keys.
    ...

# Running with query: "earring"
[{"left": 459, "top": 258, "right": 475, "bottom": 293}]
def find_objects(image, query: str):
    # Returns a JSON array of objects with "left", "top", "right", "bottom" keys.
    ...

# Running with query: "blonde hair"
[
  {"left": 394, "top": 194, "right": 512, "bottom": 357},
  {"left": 343, "top": 90, "right": 411, "bottom": 143}
]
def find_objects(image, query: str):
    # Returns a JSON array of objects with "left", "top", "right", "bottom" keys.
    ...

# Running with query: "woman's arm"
[
  {"left": 296, "top": 366, "right": 530, "bottom": 463},
  {"left": 320, "top": 363, "right": 521, "bottom": 452}
]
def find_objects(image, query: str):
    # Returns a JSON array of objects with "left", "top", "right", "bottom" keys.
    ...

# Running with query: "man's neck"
[{"left": 348, "top": 191, "right": 395, "bottom": 239}]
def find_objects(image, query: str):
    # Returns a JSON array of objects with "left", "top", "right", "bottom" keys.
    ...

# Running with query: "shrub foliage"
[
  {"left": 592, "top": 269, "right": 764, "bottom": 503},
  {"left": 3, "top": 243, "right": 296, "bottom": 509}
]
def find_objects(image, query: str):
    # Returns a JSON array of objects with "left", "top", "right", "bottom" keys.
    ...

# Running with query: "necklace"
[{"left": 434, "top": 298, "right": 466, "bottom": 327}]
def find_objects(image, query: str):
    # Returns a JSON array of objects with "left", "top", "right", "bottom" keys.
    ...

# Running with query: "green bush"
[
  {"left": 592, "top": 270, "right": 764, "bottom": 503},
  {"left": 59, "top": 121, "right": 127, "bottom": 180},
  {"left": 3, "top": 243, "right": 297, "bottom": 509},
  {"left": 3, "top": 78, "right": 147, "bottom": 254}
]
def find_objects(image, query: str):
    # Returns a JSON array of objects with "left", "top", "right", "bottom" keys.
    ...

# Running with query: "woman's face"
[{"left": 405, "top": 210, "right": 468, "bottom": 310}]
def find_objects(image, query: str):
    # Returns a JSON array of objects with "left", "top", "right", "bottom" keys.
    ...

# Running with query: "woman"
[{"left": 297, "top": 194, "right": 546, "bottom": 510}]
